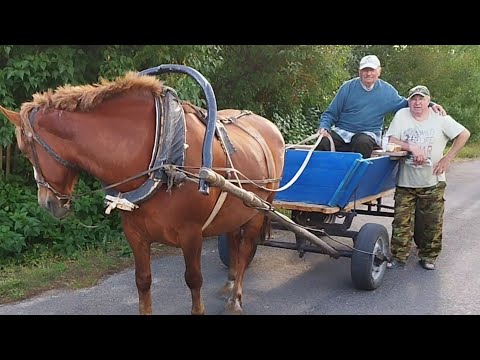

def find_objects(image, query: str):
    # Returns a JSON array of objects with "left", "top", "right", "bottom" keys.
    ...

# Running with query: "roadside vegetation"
[
  {"left": 1, "top": 45, "right": 479, "bottom": 305},
  {"left": 457, "top": 142, "right": 480, "bottom": 159}
]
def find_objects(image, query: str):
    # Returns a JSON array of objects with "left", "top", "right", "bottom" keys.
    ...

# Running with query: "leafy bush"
[
  {"left": 0, "top": 174, "right": 125, "bottom": 264},
  {"left": 273, "top": 107, "right": 322, "bottom": 144}
]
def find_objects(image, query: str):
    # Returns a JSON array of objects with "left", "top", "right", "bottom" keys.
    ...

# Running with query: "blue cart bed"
[
  {"left": 273, "top": 148, "right": 405, "bottom": 213},
  {"left": 218, "top": 147, "right": 407, "bottom": 291}
]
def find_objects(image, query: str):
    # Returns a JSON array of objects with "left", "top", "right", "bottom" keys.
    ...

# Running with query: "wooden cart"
[{"left": 217, "top": 147, "right": 406, "bottom": 290}]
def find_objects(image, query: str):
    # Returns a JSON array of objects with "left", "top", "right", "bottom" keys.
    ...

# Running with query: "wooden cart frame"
[{"left": 216, "top": 148, "right": 406, "bottom": 290}]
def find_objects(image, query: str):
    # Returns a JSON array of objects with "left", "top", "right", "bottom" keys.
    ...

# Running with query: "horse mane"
[{"left": 20, "top": 71, "right": 164, "bottom": 120}]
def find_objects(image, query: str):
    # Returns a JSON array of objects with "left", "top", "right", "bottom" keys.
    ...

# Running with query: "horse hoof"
[
  {"left": 139, "top": 305, "right": 152, "bottom": 315},
  {"left": 225, "top": 298, "right": 245, "bottom": 315},
  {"left": 191, "top": 310, "right": 206, "bottom": 315},
  {"left": 191, "top": 303, "right": 206, "bottom": 315},
  {"left": 218, "top": 280, "right": 234, "bottom": 299}
]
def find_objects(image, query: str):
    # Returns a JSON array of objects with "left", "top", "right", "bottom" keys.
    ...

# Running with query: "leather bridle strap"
[{"left": 24, "top": 108, "right": 77, "bottom": 203}]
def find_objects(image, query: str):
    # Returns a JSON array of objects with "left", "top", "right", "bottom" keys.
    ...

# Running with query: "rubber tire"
[
  {"left": 351, "top": 223, "right": 389, "bottom": 290},
  {"left": 217, "top": 233, "right": 257, "bottom": 268}
]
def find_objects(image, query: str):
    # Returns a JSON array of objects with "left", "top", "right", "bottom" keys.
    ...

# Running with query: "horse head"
[{"left": 0, "top": 105, "right": 78, "bottom": 219}]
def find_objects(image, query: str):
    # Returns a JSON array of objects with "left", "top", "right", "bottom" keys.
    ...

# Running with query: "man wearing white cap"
[
  {"left": 316, "top": 55, "right": 446, "bottom": 158},
  {"left": 386, "top": 85, "right": 470, "bottom": 270}
]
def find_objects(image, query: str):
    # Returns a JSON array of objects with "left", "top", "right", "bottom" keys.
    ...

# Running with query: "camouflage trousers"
[{"left": 391, "top": 182, "right": 446, "bottom": 263}]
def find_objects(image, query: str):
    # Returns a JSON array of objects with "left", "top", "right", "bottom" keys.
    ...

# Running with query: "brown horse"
[{"left": 0, "top": 71, "right": 285, "bottom": 315}]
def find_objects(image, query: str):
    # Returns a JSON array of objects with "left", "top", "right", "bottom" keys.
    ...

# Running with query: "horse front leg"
[
  {"left": 123, "top": 224, "right": 153, "bottom": 315},
  {"left": 181, "top": 233, "right": 205, "bottom": 315},
  {"left": 225, "top": 216, "right": 263, "bottom": 315}
]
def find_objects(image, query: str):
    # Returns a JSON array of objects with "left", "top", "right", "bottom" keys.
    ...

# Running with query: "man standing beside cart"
[{"left": 386, "top": 85, "right": 470, "bottom": 270}]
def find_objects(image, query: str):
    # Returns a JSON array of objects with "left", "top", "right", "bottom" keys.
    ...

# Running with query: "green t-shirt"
[{"left": 387, "top": 108, "right": 465, "bottom": 188}]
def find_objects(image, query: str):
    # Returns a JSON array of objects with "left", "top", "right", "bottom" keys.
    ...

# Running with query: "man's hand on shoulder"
[{"left": 431, "top": 103, "right": 447, "bottom": 116}]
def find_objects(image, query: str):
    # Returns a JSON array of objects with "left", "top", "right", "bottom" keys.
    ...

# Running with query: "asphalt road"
[{"left": 1, "top": 159, "right": 479, "bottom": 315}]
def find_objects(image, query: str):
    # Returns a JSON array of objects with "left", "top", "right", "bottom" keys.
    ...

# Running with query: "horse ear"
[{"left": 0, "top": 105, "right": 22, "bottom": 127}]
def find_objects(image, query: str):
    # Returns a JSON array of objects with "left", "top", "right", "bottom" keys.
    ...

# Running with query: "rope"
[
  {"left": 172, "top": 132, "right": 333, "bottom": 193},
  {"left": 70, "top": 132, "right": 332, "bottom": 202},
  {"left": 269, "top": 131, "right": 336, "bottom": 192},
  {"left": 285, "top": 132, "right": 321, "bottom": 149}
]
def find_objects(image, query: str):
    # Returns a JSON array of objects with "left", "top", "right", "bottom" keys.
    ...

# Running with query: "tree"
[{"left": 210, "top": 45, "right": 351, "bottom": 142}]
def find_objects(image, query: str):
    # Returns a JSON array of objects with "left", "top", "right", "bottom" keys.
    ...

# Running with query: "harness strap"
[
  {"left": 20, "top": 107, "right": 76, "bottom": 206},
  {"left": 202, "top": 191, "right": 228, "bottom": 231},
  {"left": 229, "top": 113, "right": 277, "bottom": 182}
]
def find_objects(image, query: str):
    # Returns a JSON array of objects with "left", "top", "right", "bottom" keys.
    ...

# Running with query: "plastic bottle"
[{"left": 381, "top": 133, "right": 389, "bottom": 151}]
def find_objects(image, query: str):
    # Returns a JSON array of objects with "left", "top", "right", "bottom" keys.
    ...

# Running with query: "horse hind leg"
[
  {"left": 181, "top": 232, "right": 206, "bottom": 315},
  {"left": 218, "top": 231, "right": 238, "bottom": 300},
  {"left": 224, "top": 214, "right": 265, "bottom": 315},
  {"left": 219, "top": 223, "right": 264, "bottom": 300}
]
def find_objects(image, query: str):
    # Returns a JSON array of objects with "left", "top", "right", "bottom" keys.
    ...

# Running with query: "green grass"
[
  {"left": 0, "top": 242, "right": 177, "bottom": 305},
  {"left": 456, "top": 141, "right": 480, "bottom": 159},
  {"left": 0, "top": 247, "right": 134, "bottom": 304}
]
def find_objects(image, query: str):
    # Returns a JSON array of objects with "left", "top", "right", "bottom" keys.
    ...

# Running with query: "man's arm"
[
  {"left": 433, "top": 129, "right": 470, "bottom": 175},
  {"left": 388, "top": 136, "right": 427, "bottom": 164},
  {"left": 318, "top": 83, "right": 348, "bottom": 132}
]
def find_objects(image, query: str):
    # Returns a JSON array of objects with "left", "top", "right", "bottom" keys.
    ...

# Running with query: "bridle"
[
  {"left": 22, "top": 107, "right": 159, "bottom": 208},
  {"left": 23, "top": 108, "right": 78, "bottom": 208}
]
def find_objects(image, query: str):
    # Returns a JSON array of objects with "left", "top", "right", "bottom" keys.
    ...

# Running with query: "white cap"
[{"left": 359, "top": 55, "right": 381, "bottom": 70}]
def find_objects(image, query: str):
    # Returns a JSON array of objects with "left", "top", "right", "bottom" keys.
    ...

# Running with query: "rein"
[{"left": 74, "top": 164, "right": 282, "bottom": 200}]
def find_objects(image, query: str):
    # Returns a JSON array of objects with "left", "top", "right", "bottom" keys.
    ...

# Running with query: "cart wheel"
[
  {"left": 351, "top": 223, "right": 389, "bottom": 290},
  {"left": 413, "top": 209, "right": 425, "bottom": 248},
  {"left": 217, "top": 234, "right": 257, "bottom": 268}
]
